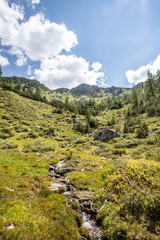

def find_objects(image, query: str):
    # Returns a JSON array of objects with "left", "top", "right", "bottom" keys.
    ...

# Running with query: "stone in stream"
[
  {"left": 58, "top": 168, "right": 75, "bottom": 175},
  {"left": 49, "top": 165, "right": 55, "bottom": 171},
  {"left": 48, "top": 171, "right": 55, "bottom": 177}
]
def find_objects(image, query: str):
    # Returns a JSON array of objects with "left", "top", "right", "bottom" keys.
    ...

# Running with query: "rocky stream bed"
[{"left": 48, "top": 160, "right": 102, "bottom": 240}]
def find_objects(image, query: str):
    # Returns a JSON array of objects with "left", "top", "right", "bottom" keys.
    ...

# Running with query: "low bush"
[{"left": 136, "top": 123, "right": 149, "bottom": 138}]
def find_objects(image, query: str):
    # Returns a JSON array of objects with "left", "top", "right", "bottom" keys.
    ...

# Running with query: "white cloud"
[
  {"left": 0, "top": 0, "right": 106, "bottom": 89},
  {"left": 0, "top": 0, "right": 78, "bottom": 62},
  {"left": 27, "top": 65, "right": 32, "bottom": 75},
  {"left": 91, "top": 62, "right": 103, "bottom": 72},
  {"left": 0, "top": 54, "right": 10, "bottom": 66},
  {"left": 32, "top": 0, "right": 40, "bottom": 5},
  {"left": 16, "top": 55, "right": 28, "bottom": 66},
  {"left": 9, "top": 48, "right": 28, "bottom": 66},
  {"left": 19, "top": 14, "right": 78, "bottom": 61},
  {"left": 126, "top": 55, "right": 160, "bottom": 85},
  {"left": 34, "top": 55, "right": 104, "bottom": 89}
]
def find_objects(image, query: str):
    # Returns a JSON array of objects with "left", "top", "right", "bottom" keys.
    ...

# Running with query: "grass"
[{"left": 0, "top": 87, "right": 160, "bottom": 239}]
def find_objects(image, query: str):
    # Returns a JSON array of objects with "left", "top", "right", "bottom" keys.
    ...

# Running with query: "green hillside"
[{"left": 0, "top": 72, "right": 160, "bottom": 240}]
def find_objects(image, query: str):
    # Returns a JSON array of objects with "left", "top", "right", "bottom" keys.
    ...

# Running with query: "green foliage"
[
  {"left": 34, "top": 86, "right": 43, "bottom": 101},
  {"left": 145, "top": 71, "right": 155, "bottom": 101},
  {"left": 123, "top": 117, "right": 140, "bottom": 134},
  {"left": 75, "top": 121, "right": 91, "bottom": 133},
  {"left": 131, "top": 87, "right": 138, "bottom": 110},
  {"left": 136, "top": 123, "right": 149, "bottom": 138},
  {"left": 108, "top": 111, "right": 116, "bottom": 126},
  {"left": 0, "top": 74, "right": 160, "bottom": 240},
  {"left": 66, "top": 150, "right": 73, "bottom": 160}
]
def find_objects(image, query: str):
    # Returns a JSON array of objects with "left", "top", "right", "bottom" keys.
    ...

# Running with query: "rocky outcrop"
[{"left": 94, "top": 127, "right": 120, "bottom": 140}]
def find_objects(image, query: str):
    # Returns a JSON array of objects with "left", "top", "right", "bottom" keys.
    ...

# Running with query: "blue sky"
[{"left": 0, "top": 0, "right": 160, "bottom": 89}]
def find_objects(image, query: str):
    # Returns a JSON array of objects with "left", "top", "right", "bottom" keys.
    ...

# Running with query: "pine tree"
[
  {"left": 145, "top": 71, "right": 154, "bottom": 101},
  {"left": 110, "top": 111, "right": 116, "bottom": 125},
  {"left": 34, "top": 87, "right": 43, "bottom": 101},
  {"left": 10, "top": 81, "right": 14, "bottom": 91},
  {"left": 132, "top": 88, "right": 138, "bottom": 110},
  {"left": 65, "top": 96, "right": 69, "bottom": 108},
  {"left": 86, "top": 109, "right": 91, "bottom": 122}
]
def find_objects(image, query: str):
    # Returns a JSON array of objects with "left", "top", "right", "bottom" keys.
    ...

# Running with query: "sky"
[{"left": 0, "top": 0, "right": 160, "bottom": 89}]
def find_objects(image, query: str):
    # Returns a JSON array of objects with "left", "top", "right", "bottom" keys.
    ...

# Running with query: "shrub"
[
  {"left": 136, "top": 123, "right": 149, "bottom": 138},
  {"left": 38, "top": 186, "right": 52, "bottom": 198},
  {"left": 28, "top": 132, "right": 39, "bottom": 138},
  {"left": 66, "top": 150, "right": 72, "bottom": 160},
  {"left": 75, "top": 121, "right": 85, "bottom": 133},
  {"left": 120, "top": 191, "right": 145, "bottom": 219},
  {"left": 89, "top": 117, "right": 98, "bottom": 128}
]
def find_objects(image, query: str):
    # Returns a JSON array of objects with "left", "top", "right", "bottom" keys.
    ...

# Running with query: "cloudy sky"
[{"left": 0, "top": 0, "right": 160, "bottom": 89}]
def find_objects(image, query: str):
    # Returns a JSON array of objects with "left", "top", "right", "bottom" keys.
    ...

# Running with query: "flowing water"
[{"left": 49, "top": 160, "right": 102, "bottom": 240}]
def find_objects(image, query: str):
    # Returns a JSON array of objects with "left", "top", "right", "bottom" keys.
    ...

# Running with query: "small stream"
[
  {"left": 48, "top": 160, "right": 102, "bottom": 240},
  {"left": 82, "top": 211, "right": 102, "bottom": 240}
]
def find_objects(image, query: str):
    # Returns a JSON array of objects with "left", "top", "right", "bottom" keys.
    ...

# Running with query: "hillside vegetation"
[{"left": 0, "top": 71, "right": 160, "bottom": 240}]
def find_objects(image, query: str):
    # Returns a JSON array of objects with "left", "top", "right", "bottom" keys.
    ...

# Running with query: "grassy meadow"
[{"left": 0, "top": 87, "right": 160, "bottom": 240}]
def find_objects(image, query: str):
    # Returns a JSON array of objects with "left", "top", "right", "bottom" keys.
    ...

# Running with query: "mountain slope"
[{"left": 0, "top": 84, "right": 160, "bottom": 240}]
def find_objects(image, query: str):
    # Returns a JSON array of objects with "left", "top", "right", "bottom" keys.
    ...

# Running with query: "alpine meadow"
[
  {"left": 0, "top": 0, "right": 160, "bottom": 239},
  {"left": 0, "top": 68, "right": 160, "bottom": 240}
]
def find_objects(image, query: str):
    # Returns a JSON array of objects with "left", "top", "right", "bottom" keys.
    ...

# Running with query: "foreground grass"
[{"left": 0, "top": 88, "right": 160, "bottom": 240}]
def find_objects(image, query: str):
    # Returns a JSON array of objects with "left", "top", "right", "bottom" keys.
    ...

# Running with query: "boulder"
[{"left": 94, "top": 127, "right": 120, "bottom": 140}]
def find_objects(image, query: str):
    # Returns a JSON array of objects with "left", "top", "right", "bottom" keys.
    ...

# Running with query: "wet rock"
[
  {"left": 48, "top": 171, "right": 55, "bottom": 177},
  {"left": 54, "top": 174, "right": 61, "bottom": 178},
  {"left": 94, "top": 127, "right": 120, "bottom": 140},
  {"left": 58, "top": 168, "right": 75, "bottom": 175},
  {"left": 65, "top": 184, "right": 71, "bottom": 192},
  {"left": 49, "top": 165, "right": 55, "bottom": 171}
]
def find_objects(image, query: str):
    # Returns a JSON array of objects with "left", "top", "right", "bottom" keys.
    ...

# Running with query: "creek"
[{"left": 48, "top": 160, "right": 102, "bottom": 240}]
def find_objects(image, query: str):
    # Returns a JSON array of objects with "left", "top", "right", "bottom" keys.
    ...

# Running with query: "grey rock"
[
  {"left": 49, "top": 165, "right": 55, "bottom": 171},
  {"left": 94, "top": 127, "right": 120, "bottom": 140},
  {"left": 58, "top": 168, "right": 74, "bottom": 175},
  {"left": 48, "top": 171, "right": 55, "bottom": 177}
]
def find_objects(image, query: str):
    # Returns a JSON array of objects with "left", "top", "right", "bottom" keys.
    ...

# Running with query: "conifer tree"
[
  {"left": 131, "top": 88, "right": 138, "bottom": 110},
  {"left": 34, "top": 87, "right": 43, "bottom": 101},
  {"left": 86, "top": 109, "right": 91, "bottom": 122},
  {"left": 145, "top": 71, "right": 154, "bottom": 101},
  {"left": 16, "top": 82, "right": 23, "bottom": 93},
  {"left": 65, "top": 96, "right": 69, "bottom": 108}
]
